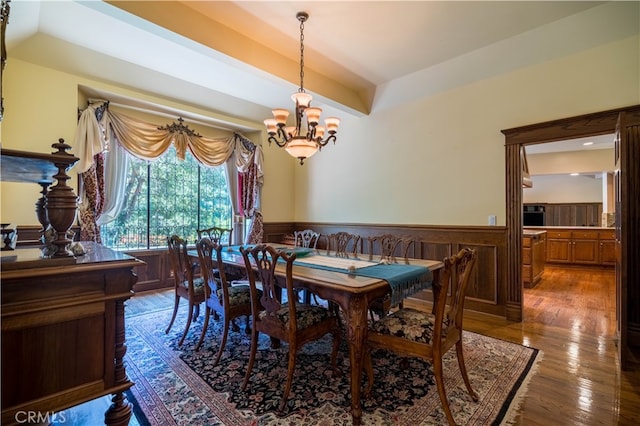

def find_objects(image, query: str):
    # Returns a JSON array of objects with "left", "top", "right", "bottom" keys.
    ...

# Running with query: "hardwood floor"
[
  {"left": 441, "top": 265, "right": 639, "bottom": 426},
  {"left": 125, "top": 264, "right": 640, "bottom": 425}
]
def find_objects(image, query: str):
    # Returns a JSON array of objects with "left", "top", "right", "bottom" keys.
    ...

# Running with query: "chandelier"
[{"left": 264, "top": 11, "right": 340, "bottom": 165}]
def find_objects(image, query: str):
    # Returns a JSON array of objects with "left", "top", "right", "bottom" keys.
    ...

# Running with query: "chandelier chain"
[{"left": 299, "top": 17, "right": 305, "bottom": 92}]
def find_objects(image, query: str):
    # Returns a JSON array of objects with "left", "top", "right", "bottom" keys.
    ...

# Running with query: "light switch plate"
[{"left": 488, "top": 215, "right": 497, "bottom": 226}]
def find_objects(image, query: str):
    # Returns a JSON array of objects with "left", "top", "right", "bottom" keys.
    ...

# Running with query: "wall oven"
[{"left": 523, "top": 204, "right": 545, "bottom": 226}]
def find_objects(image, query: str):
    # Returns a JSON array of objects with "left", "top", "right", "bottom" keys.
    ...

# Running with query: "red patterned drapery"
[
  {"left": 240, "top": 158, "right": 259, "bottom": 219},
  {"left": 78, "top": 153, "right": 105, "bottom": 242}
]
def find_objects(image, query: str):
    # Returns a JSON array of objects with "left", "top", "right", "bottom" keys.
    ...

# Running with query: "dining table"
[{"left": 190, "top": 244, "right": 444, "bottom": 426}]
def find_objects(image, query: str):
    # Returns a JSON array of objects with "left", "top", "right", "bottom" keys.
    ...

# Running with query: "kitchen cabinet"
[
  {"left": 523, "top": 230, "right": 546, "bottom": 287},
  {"left": 546, "top": 230, "right": 572, "bottom": 263},
  {"left": 543, "top": 228, "right": 614, "bottom": 266},
  {"left": 544, "top": 203, "right": 602, "bottom": 227},
  {"left": 599, "top": 230, "right": 616, "bottom": 265},
  {"left": 572, "top": 230, "right": 599, "bottom": 264}
]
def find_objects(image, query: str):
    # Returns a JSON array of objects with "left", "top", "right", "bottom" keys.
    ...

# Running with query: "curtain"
[
  {"left": 96, "top": 138, "right": 129, "bottom": 225},
  {"left": 78, "top": 153, "right": 104, "bottom": 242},
  {"left": 74, "top": 102, "right": 263, "bottom": 242}
]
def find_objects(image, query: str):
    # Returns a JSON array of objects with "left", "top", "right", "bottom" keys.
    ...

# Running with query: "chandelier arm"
[
  {"left": 267, "top": 134, "right": 288, "bottom": 148},
  {"left": 317, "top": 134, "right": 337, "bottom": 148}
]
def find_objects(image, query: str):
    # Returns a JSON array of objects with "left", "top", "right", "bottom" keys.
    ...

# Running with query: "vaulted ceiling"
[{"left": 5, "top": 1, "right": 636, "bottom": 131}]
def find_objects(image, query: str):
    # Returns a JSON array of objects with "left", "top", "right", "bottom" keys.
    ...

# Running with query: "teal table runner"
[
  {"left": 227, "top": 245, "right": 431, "bottom": 306},
  {"left": 354, "top": 263, "right": 432, "bottom": 307}
]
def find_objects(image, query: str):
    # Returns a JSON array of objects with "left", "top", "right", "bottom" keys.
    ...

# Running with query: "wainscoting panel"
[{"left": 126, "top": 249, "right": 167, "bottom": 293}]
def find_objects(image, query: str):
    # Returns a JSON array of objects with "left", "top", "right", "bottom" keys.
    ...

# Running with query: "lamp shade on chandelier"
[{"left": 264, "top": 11, "right": 340, "bottom": 165}]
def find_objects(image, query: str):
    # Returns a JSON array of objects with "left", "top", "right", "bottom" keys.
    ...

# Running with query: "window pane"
[
  {"left": 149, "top": 147, "right": 199, "bottom": 247},
  {"left": 199, "top": 164, "right": 232, "bottom": 238},
  {"left": 100, "top": 146, "right": 231, "bottom": 250}
]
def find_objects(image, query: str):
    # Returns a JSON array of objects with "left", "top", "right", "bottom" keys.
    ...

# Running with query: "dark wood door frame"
[{"left": 501, "top": 105, "right": 640, "bottom": 322}]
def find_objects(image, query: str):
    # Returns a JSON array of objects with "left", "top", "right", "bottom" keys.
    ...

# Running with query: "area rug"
[{"left": 124, "top": 307, "right": 542, "bottom": 425}]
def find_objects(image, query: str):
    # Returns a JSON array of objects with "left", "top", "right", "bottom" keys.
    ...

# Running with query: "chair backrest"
[
  {"left": 167, "top": 235, "right": 196, "bottom": 293},
  {"left": 240, "top": 244, "right": 298, "bottom": 334},
  {"left": 434, "top": 248, "right": 477, "bottom": 342},
  {"left": 197, "top": 226, "right": 233, "bottom": 246},
  {"left": 293, "top": 229, "right": 320, "bottom": 249},
  {"left": 195, "top": 237, "right": 228, "bottom": 305},
  {"left": 325, "top": 232, "right": 361, "bottom": 258},
  {"left": 366, "top": 234, "right": 415, "bottom": 262}
]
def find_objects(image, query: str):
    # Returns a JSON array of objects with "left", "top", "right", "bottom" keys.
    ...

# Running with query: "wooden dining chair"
[
  {"left": 293, "top": 229, "right": 321, "bottom": 303},
  {"left": 194, "top": 237, "right": 256, "bottom": 364},
  {"left": 240, "top": 244, "right": 342, "bottom": 412},
  {"left": 293, "top": 229, "right": 320, "bottom": 249},
  {"left": 367, "top": 234, "right": 416, "bottom": 319},
  {"left": 165, "top": 235, "right": 206, "bottom": 346},
  {"left": 324, "top": 231, "right": 362, "bottom": 258},
  {"left": 197, "top": 226, "right": 233, "bottom": 246},
  {"left": 364, "top": 247, "right": 478, "bottom": 426}
]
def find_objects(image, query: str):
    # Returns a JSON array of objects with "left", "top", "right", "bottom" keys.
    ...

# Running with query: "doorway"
[
  {"left": 502, "top": 105, "right": 640, "bottom": 369},
  {"left": 521, "top": 136, "right": 616, "bottom": 333}
]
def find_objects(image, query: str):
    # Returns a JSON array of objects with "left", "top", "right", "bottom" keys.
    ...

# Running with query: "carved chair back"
[
  {"left": 197, "top": 226, "right": 233, "bottom": 246},
  {"left": 324, "top": 231, "right": 362, "bottom": 258},
  {"left": 366, "top": 234, "right": 414, "bottom": 262},
  {"left": 294, "top": 229, "right": 320, "bottom": 249}
]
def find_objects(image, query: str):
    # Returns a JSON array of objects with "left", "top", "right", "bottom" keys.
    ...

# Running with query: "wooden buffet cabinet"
[
  {"left": 1, "top": 145, "right": 144, "bottom": 425},
  {"left": 1, "top": 244, "right": 143, "bottom": 425}
]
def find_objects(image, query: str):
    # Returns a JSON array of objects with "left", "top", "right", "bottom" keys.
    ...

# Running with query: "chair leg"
[
  {"left": 195, "top": 307, "right": 211, "bottom": 351},
  {"left": 213, "top": 316, "right": 231, "bottom": 366},
  {"left": 242, "top": 325, "right": 259, "bottom": 391},
  {"left": 330, "top": 328, "right": 341, "bottom": 376},
  {"left": 279, "top": 345, "right": 297, "bottom": 412},
  {"left": 231, "top": 319, "right": 240, "bottom": 332},
  {"left": 456, "top": 340, "right": 479, "bottom": 401},
  {"left": 364, "top": 347, "right": 374, "bottom": 398},
  {"left": 433, "top": 354, "right": 456, "bottom": 426},
  {"left": 244, "top": 315, "right": 251, "bottom": 334},
  {"left": 165, "top": 295, "right": 180, "bottom": 334},
  {"left": 193, "top": 303, "right": 200, "bottom": 320},
  {"left": 178, "top": 301, "right": 195, "bottom": 346}
]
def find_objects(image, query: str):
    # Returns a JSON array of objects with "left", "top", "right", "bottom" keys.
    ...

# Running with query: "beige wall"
[
  {"left": 291, "top": 36, "right": 639, "bottom": 226},
  {"left": 2, "top": 36, "right": 639, "bottom": 228}
]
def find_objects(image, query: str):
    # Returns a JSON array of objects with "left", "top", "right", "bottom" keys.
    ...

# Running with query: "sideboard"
[
  {"left": 1, "top": 242, "right": 144, "bottom": 425},
  {"left": 1, "top": 142, "right": 145, "bottom": 425}
]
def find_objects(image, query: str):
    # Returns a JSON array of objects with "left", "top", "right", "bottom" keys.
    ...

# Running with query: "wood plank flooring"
[{"left": 125, "top": 265, "right": 639, "bottom": 425}]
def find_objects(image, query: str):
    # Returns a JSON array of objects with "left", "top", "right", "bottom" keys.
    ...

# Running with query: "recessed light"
[
  {"left": 570, "top": 173, "right": 580, "bottom": 176},
  {"left": 583, "top": 142, "right": 594, "bottom": 146}
]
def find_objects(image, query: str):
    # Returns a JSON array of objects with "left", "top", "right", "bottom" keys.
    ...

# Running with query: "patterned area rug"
[{"left": 124, "top": 307, "right": 541, "bottom": 425}]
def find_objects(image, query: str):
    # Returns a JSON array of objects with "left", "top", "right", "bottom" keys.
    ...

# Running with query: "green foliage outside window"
[{"left": 100, "top": 146, "right": 232, "bottom": 249}]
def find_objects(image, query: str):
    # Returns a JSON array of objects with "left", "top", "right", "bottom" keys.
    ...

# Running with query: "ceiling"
[
  {"left": 525, "top": 133, "right": 615, "bottom": 154},
  {"left": 5, "top": 1, "right": 636, "bottom": 133}
]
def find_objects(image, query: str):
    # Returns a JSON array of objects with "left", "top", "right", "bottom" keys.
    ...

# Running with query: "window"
[{"left": 101, "top": 146, "right": 232, "bottom": 250}]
